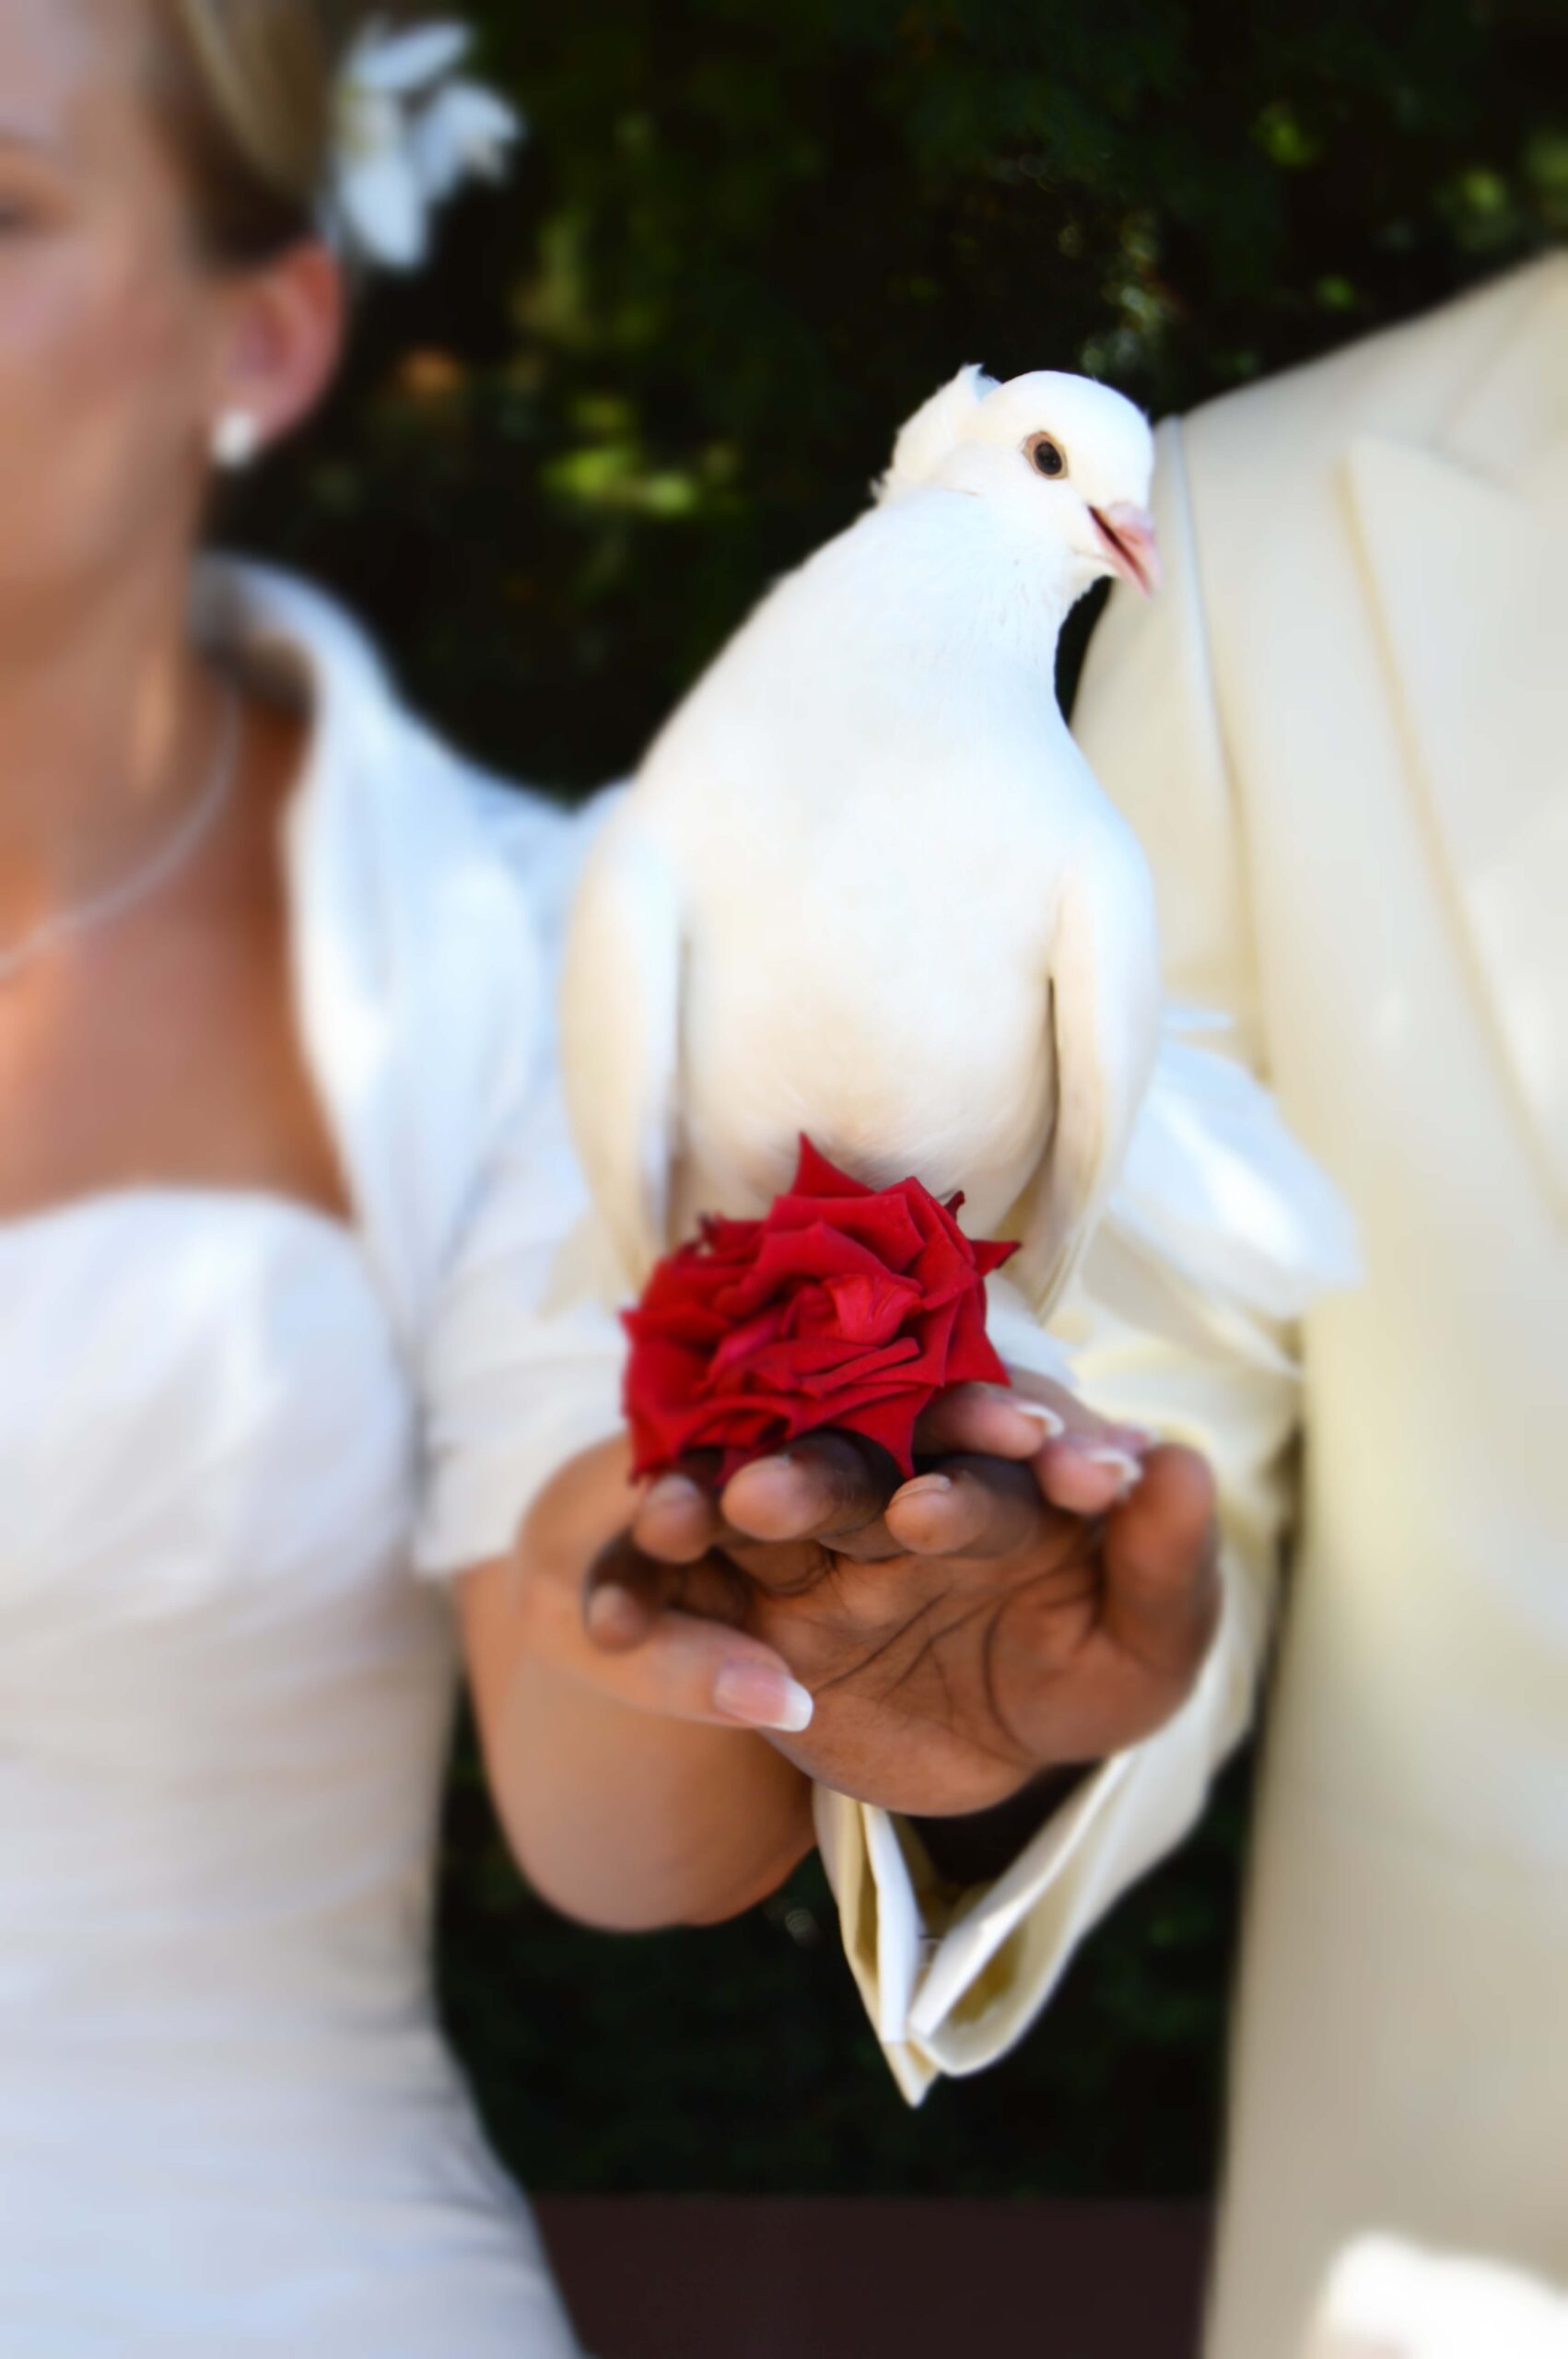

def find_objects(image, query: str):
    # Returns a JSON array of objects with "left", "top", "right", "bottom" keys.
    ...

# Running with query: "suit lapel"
[{"left": 1345, "top": 310, "right": 1568, "bottom": 1220}]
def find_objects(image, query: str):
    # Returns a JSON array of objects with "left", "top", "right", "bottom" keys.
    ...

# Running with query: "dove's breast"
[
  {"left": 626, "top": 523, "right": 1133, "bottom": 1241},
  {"left": 666, "top": 773, "right": 1071, "bottom": 1239}
]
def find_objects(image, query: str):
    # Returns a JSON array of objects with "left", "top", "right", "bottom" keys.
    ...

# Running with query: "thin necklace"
[{"left": 0, "top": 686, "right": 243, "bottom": 988}]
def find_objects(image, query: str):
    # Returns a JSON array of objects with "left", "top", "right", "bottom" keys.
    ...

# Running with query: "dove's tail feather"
[{"left": 1081, "top": 1012, "right": 1361, "bottom": 1372}]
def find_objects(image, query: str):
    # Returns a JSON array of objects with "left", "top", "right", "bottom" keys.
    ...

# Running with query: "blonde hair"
[{"left": 146, "top": 1, "right": 371, "bottom": 263}]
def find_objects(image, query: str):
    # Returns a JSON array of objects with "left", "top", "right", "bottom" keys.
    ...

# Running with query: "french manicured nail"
[
  {"left": 1012, "top": 1401, "right": 1067, "bottom": 1438},
  {"left": 713, "top": 1662, "right": 815, "bottom": 1732},
  {"left": 1084, "top": 1447, "right": 1142, "bottom": 1488}
]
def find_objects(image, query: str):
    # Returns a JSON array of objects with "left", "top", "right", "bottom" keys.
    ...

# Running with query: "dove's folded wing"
[
  {"left": 1006, "top": 825, "right": 1163, "bottom": 1317},
  {"left": 557, "top": 813, "right": 685, "bottom": 1292}
]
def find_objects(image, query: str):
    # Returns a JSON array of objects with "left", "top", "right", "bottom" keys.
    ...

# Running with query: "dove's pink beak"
[{"left": 1090, "top": 503, "right": 1162, "bottom": 597}]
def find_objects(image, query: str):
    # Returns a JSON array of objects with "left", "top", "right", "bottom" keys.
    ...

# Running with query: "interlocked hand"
[{"left": 583, "top": 1375, "right": 1219, "bottom": 1817}]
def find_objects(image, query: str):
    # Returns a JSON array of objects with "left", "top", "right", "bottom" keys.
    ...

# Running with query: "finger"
[
  {"left": 884, "top": 1456, "right": 1048, "bottom": 1560},
  {"left": 582, "top": 1536, "right": 673, "bottom": 1653},
  {"left": 917, "top": 1372, "right": 1149, "bottom": 1470},
  {"left": 914, "top": 1379, "right": 1066, "bottom": 1461},
  {"left": 925, "top": 1374, "right": 1153, "bottom": 1517},
  {"left": 583, "top": 1575, "right": 661, "bottom": 1652},
  {"left": 630, "top": 1464, "right": 725, "bottom": 1564},
  {"left": 582, "top": 1535, "right": 743, "bottom": 1651},
  {"left": 1034, "top": 1435, "right": 1151, "bottom": 1518},
  {"left": 720, "top": 1430, "right": 900, "bottom": 1549},
  {"left": 977, "top": 1373, "right": 1153, "bottom": 1518},
  {"left": 591, "top": 1611, "right": 816, "bottom": 1732},
  {"left": 1100, "top": 1446, "right": 1221, "bottom": 1664},
  {"left": 573, "top": 1540, "right": 814, "bottom": 1731}
]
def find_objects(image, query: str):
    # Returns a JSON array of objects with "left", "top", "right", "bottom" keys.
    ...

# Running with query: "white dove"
[{"left": 559, "top": 363, "right": 1166, "bottom": 1314}]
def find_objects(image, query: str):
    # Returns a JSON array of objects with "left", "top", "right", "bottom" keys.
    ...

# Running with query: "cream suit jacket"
[{"left": 816, "top": 249, "right": 1567, "bottom": 2353}]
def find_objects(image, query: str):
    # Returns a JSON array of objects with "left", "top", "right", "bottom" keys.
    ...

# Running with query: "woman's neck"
[{"left": 0, "top": 557, "right": 222, "bottom": 942}]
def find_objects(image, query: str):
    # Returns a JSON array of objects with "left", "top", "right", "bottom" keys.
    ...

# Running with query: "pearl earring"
[{"left": 212, "top": 410, "right": 262, "bottom": 472}]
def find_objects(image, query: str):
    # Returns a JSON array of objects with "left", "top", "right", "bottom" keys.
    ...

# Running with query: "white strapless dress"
[{"left": 0, "top": 1192, "right": 585, "bottom": 2356}]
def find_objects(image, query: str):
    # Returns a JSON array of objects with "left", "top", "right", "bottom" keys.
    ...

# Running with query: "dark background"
[{"left": 232, "top": 0, "right": 1562, "bottom": 2197}]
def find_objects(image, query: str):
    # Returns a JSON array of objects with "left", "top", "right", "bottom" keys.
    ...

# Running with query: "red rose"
[{"left": 622, "top": 1136, "right": 1019, "bottom": 1482}]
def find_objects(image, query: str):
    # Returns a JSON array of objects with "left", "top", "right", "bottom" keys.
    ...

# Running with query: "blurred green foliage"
[
  {"left": 438, "top": 1707, "right": 1255, "bottom": 2197},
  {"left": 233, "top": 0, "right": 1561, "bottom": 2195}
]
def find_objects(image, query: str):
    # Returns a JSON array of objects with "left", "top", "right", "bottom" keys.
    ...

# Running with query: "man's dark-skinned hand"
[{"left": 584, "top": 1371, "right": 1221, "bottom": 1825}]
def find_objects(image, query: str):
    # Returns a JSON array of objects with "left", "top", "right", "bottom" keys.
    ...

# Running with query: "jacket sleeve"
[
  {"left": 811, "top": 416, "right": 1334, "bottom": 2105},
  {"left": 408, "top": 790, "right": 632, "bottom": 1580}
]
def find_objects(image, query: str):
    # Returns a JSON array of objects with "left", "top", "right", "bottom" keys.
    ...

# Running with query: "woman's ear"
[{"left": 207, "top": 241, "right": 347, "bottom": 464}]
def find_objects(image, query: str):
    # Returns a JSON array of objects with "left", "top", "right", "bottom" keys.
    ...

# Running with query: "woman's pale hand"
[{"left": 514, "top": 1434, "right": 818, "bottom": 1736}]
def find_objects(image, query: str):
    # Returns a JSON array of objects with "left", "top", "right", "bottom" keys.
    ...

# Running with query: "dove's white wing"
[
  {"left": 557, "top": 813, "right": 685, "bottom": 1292},
  {"left": 1007, "top": 827, "right": 1163, "bottom": 1315}
]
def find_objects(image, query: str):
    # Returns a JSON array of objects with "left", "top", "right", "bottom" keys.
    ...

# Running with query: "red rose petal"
[
  {"left": 821, "top": 1267, "right": 924, "bottom": 1344},
  {"left": 622, "top": 1136, "right": 1022, "bottom": 1481},
  {"left": 789, "top": 1136, "right": 873, "bottom": 1200},
  {"left": 765, "top": 1191, "right": 927, "bottom": 1270}
]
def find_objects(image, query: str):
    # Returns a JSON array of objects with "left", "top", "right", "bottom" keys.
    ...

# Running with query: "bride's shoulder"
[{"left": 206, "top": 555, "right": 626, "bottom": 970}]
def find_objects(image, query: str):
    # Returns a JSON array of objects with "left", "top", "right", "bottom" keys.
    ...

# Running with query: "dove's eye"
[{"left": 1025, "top": 434, "right": 1067, "bottom": 478}]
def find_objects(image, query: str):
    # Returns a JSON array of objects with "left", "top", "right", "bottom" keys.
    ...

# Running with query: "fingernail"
[
  {"left": 1083, "top": 1447, "right": 1142, "bottom": 1488},
  {"left": 585, "top": 1583, "right": 638, "bottom": 1638},
  {"left": 713, "top": 1662, "right": 815, "bottom": 1732},
  {"left": 897, "top": 1473, "right": 953, "bottom": 1500},
  {"left": 643, "top": 1473, "right": 702, "bottom": 1512},
  {"left": 1012, "top": 1401, "right": 1067, "bottom": 1438}
]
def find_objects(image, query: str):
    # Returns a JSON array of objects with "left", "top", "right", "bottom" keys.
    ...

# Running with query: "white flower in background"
[{"left": 328, "top": 18, "right": 525, "bottom": 272}]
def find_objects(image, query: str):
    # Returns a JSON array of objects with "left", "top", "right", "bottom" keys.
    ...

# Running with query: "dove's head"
[{"left": 878, "top": 364, "right": 1161, "bottom": 601}]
